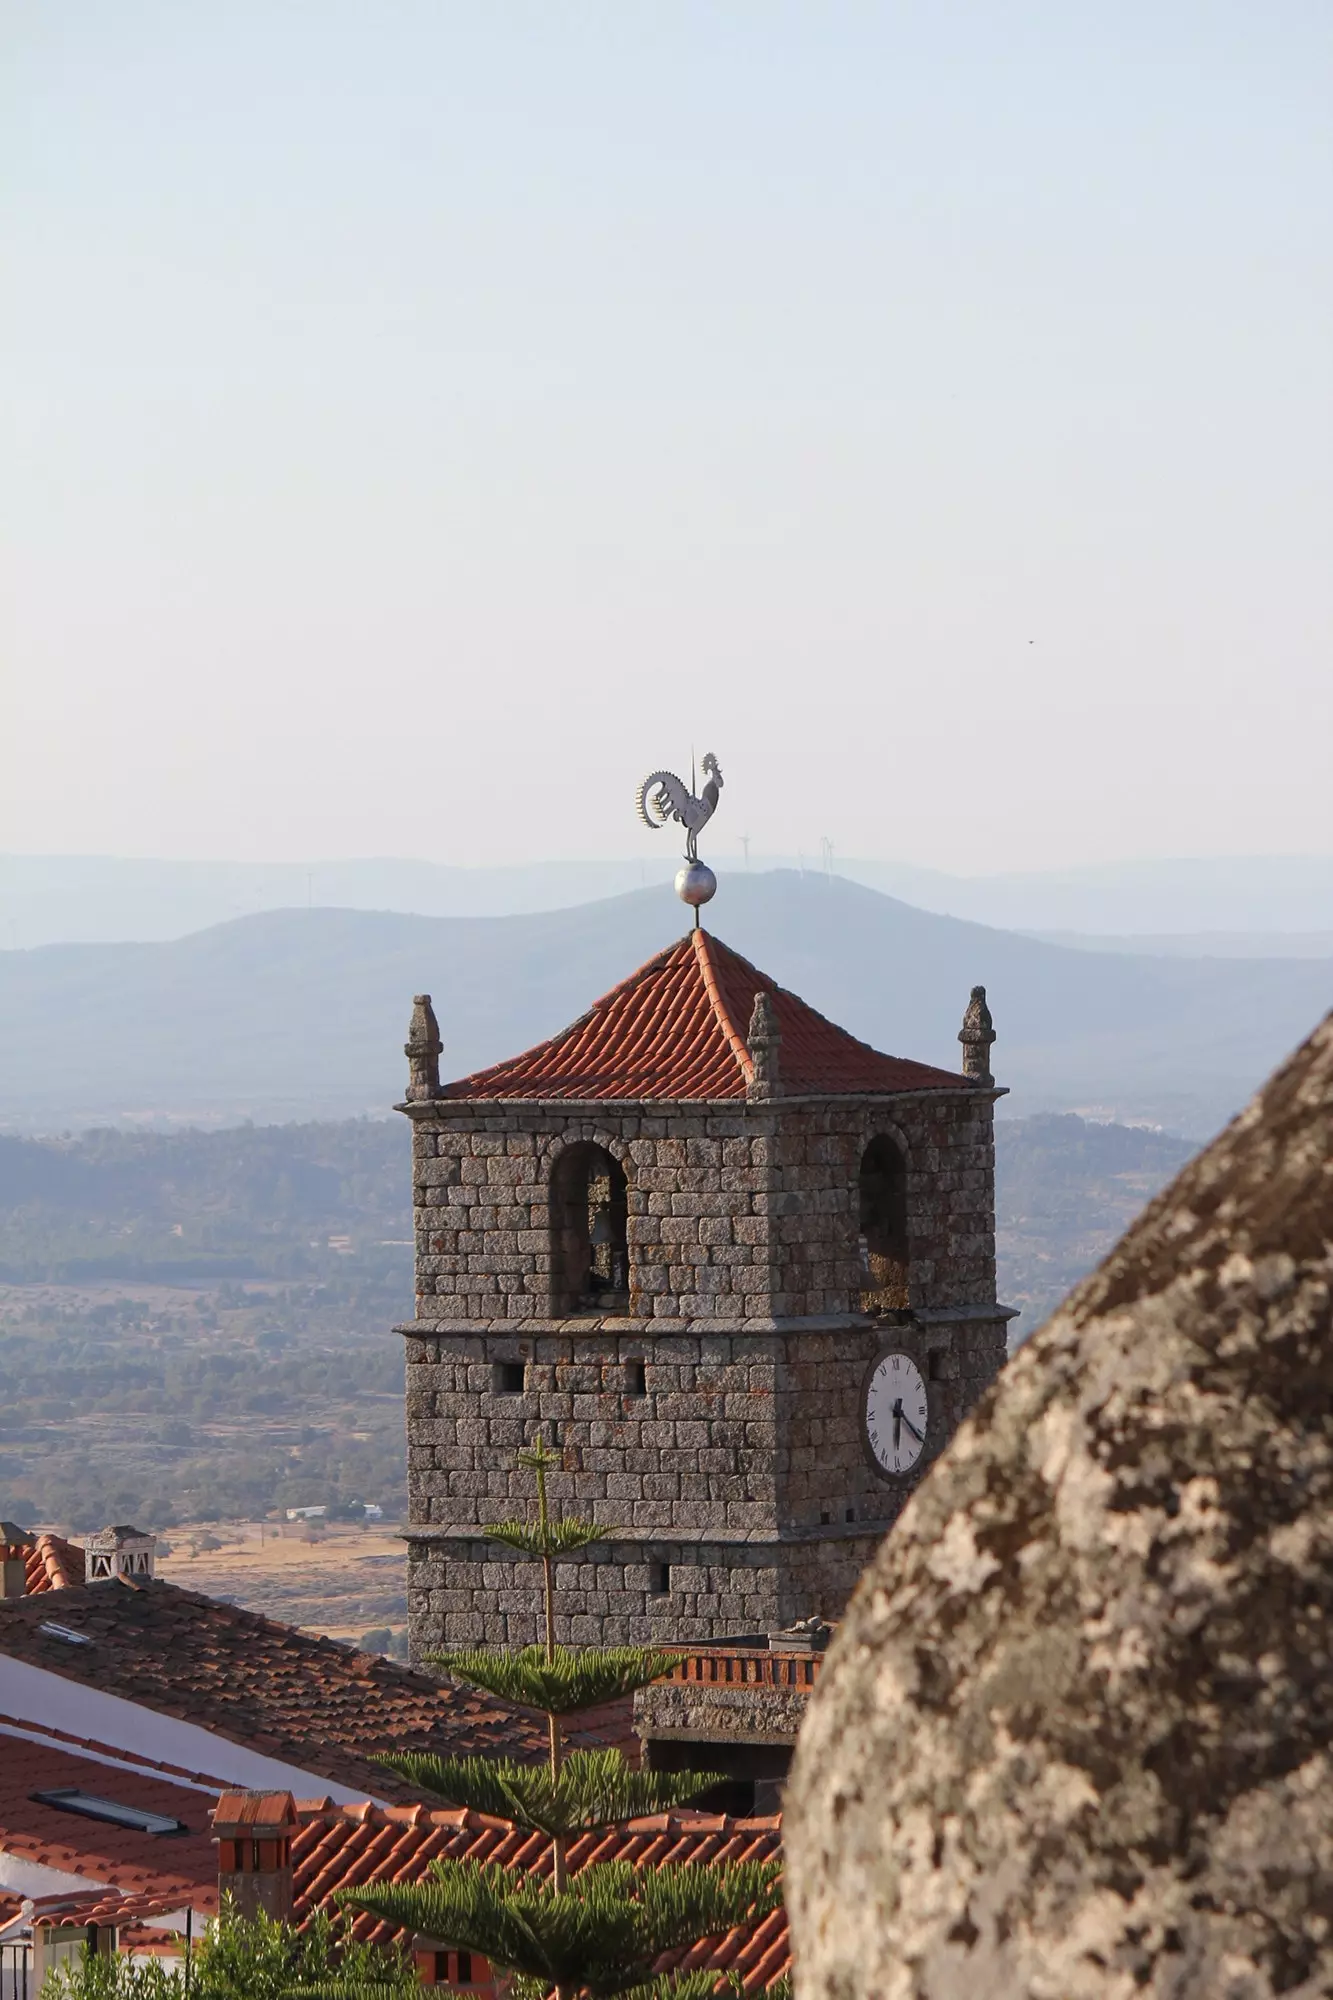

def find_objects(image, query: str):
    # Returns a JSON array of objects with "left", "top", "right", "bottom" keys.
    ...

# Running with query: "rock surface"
[{"left": 786, "top": 1010, "right": 1333, "bottom": 2000}]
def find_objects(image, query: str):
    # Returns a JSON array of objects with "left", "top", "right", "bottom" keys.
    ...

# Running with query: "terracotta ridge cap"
[
  {"left": 38, "top": 1532, "right": 78, "bottom": 1589},
  {"left": 692, "top": 930, "right": 753, "bottom": 1084}
]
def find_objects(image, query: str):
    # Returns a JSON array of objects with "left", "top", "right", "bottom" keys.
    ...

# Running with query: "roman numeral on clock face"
[{"left": 864, "top": 1350, "right": 928, "bottom": 1478}]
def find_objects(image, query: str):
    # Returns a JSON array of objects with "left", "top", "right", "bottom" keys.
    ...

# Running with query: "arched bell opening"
[
  {"left": 550, "top": 1142, "right": 630, "bottom": 1315},
  {"left": 858, "top": 1134, "right": 910, "bottom": 1312}
]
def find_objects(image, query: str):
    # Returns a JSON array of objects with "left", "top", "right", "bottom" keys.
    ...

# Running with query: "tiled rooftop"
[
  {"left": 290, "top": 1800, "right": 788, "bottom": 1991},
  {"left": 0, "top": 1579, "right": 632, "bottom": 1801},
  {"left": 440, "top": 928, "right": 966, "bottom": 1102},
  {"left": 0, "top": 1732, "right": 787, "bottom": 1991},
  {"left": 1, "top": 1531, "right": 85, "bottom": 1594},
  {"left": 0, "top": 1730, "right": 219, "bottom": 1914}
]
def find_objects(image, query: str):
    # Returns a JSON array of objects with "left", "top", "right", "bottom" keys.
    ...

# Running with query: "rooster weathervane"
[{"left": 636, "top": 752, "right": 724, "bottom": 919}]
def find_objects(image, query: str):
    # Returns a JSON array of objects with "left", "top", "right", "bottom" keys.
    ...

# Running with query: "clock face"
[{"left": 864, "top": 1350, "right": 929, "bottom": 1478}]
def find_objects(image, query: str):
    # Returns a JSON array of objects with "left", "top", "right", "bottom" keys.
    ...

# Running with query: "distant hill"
[
  {"left": 0, "top": 873, "right": 1329, "bottom": 1135},
  {"left": 0, "top": 1108, "right": 1199, "bottom": 1535},
  {"left": 3, "top": 851, "right": 1333, "bottom": 947}
]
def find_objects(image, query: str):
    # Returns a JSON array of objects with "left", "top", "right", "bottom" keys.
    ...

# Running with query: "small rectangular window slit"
[{"left": 492, "top": 1361, "right": 525, "bottom": 1395}]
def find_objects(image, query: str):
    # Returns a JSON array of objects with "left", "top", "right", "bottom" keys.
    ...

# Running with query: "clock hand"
[
  {"left": 899, "top": 1410, "right": 925, "bottom": 1446},
  {"left": 891, "top": 1397, "right": 902, "bottom": 1451}
]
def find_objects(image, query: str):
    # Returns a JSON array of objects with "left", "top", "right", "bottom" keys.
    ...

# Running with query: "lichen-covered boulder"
[{"left": 786, "top": 1012, "right": 1333, "bottom": 2000}]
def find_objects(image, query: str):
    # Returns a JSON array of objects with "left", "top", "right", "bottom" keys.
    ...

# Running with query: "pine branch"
[
  {"left": 337, "top": 1858, "right": 782, "bottom": 1998},
  {"left": 486, "top": 1518, "right": 608, "bottom": 1558},
  {"left": 374, "top": 1749, "right": 724, "bottom": 1836},
  {"left": 428, "top": 1645, "right": 686, "bottom": 1714},
  {"left": 609, "top": 1972, "right": 741, "bottom": 2000},
  {"left": 518, "top": 1972, "right": 739, "bottom": 2000},
  {"left": 516, "top": 1436, "right": 562, "bottom": 1474},
  {"left": 287, "top": 1986, "right": 406, "bottom": 1999},
  {"left": 619, "top": 1861, "right": 783, "bottom": 1958}
]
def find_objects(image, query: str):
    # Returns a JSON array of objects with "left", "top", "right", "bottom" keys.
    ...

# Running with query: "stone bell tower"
[{"left": 399, "top": 926, "right": 1013, "bottom": 1657}]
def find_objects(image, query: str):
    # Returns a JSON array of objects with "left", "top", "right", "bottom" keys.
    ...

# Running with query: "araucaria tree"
[{"left": 337, "top": 1435, "right": 783, "bottom": 2000}]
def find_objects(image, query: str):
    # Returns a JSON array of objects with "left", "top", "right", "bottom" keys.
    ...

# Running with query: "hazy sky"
[{"left": 5, "top": 4, "right": 1330, "bottom": 872}]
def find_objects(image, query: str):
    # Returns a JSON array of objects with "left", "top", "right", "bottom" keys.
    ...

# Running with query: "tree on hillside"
[{"left": 330, "top": 1435, "right": 784, "bottom": 2000}]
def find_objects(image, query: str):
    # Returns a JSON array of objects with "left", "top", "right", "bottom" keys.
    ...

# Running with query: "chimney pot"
[
  {"left": 212, "top": 1792, "right": 299, "bottom": 1923},
  {"left": 84, "top": 1524, "right": 157, "bottom": 1587}
]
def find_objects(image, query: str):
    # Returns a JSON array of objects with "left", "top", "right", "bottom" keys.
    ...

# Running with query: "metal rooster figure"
[
  {"left": 636, "top": 753, "right": 725, "bottom": 919},
  {"left": 636, "top": 752, "right": 724, "bottom": 862}
]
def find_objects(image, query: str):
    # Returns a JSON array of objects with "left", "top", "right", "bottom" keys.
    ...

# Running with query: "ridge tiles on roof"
[
  {"left": 441, "top": 929, "right": 965, "bottom": 1101},
  {"left": 4, "top": 1531, "right": 86, "bottom": 1594},
  {"left": 289, "top": 1800, "right": 788, "bottom": 1990}
]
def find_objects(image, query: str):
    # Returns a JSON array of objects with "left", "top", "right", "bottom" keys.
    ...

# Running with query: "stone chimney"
[
  {"left": 213, "top": 1792, "right": 299, "bottom": 1922},
  {"left": 405, "top": 994, "right": 442, "bottom": 1102},
  {"left": 746, "top": 991, "right": 782, "bottom": 1102},
  {"left": 958, "top": 985, "right": 996, "bottom": 1087},
  {"left": 84, "top": 1524, "right": 156, "bottom": 1586}
]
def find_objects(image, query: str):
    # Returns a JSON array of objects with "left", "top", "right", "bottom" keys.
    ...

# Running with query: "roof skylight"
[
  {"left": 37, "top": 1621, "right": 93, "bottom": 1646},
  {"left": 32, "top": 1790, "right": 188, "bottom": 1837}
]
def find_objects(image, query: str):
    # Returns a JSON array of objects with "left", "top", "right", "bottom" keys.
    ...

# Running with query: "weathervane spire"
[{"left": 636, "top": 752, "right": 724, "bottom": 923}]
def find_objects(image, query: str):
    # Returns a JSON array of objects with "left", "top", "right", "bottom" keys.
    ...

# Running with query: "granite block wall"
[
  {"left": 402, "top": 1084, "right": 1008, "bottom": 1652},
  {"left": 406, "top": 1090, "right": 998, "bottom": 1323},
  {"left": 403, "top": 1311, "right": 1008, "bottom": 1654}
]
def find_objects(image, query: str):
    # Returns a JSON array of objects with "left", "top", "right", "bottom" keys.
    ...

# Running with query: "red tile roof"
[
  {"left": 0, "top": 1738, "right": 787, "bottom": 1991},
  {"left": 0, "top": 1532, "right": 85, "bottom": 1594},
  {"left": 441, "top": 929, "right": 965, "bottom": 1102},
  {"left": 0, "top": 1732, "right": 218, "bottom": 1913},
  {"left": 290, "top": 1800, "right": 788, "bottom": 1992},
  {"left": 0, "top": 1581, "right": 629, "bottom": 1801},
  {"left": 29, "top": 1887, "right": 210, "bottom": 1930}
]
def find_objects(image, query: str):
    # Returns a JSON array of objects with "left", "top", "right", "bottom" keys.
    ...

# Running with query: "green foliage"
[
  {"left": 487, "top": 1516, "right": 606, "bottom": 1557},
  {"left": 338, "top": 1857, "right": 783, "bottom": 2000},
  {"left": 484, "top": 1435, "right": 612, "bottom": 1564},
  {"left": 37, "top": 1906, "right": 417, "bottom": 2000},
  {"left": 430, "top": 1644, "right": 686, "bottom": 1714},
  {"left": 374, "top": 1747, "right": 723, "bottom": 1835},
  {"left": 578, "top": 1975, "right": 738, "bottom": 2000},
  {"left": 191, "top": 1903, "right": 416, "bottom": 2000},
  {"left": 39, "top": 1950, "right": 181, "bottom": 2000}
]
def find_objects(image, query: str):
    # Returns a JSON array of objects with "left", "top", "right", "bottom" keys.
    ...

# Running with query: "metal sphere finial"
[
  {"left": 675, "top": 860, "right": 717, "bottom": 910},
  {"left": 636, "top": 753, "right": 724, "bottom": 923}
]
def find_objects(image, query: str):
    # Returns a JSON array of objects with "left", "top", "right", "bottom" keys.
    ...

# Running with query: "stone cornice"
[
  {"left": 396, "top": 1307, "right": 1015, "bottom": 1338},
  {"left": 397, "top": 1085, "right": 1007, "bottom": 1118},
  {"left": 403, "top": 1523, "right": 886, "bottom": 1549}
]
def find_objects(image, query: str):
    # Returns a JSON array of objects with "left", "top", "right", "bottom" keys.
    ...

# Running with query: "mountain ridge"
[
  {"left": 4, "top": 850, "right": 1333, "bottom": 946},
  {"left": 1, "top": 872, "right": 1328, "bottom": 1137}
]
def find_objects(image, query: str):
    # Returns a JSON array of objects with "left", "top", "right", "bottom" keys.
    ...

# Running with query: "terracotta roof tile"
[
  {"left": 3, "top": 1531, "right": 86, "bottom": 1594},
  {"left": 288, "top": 1800, "right": 788, "bottom": 1991},
  {"left": 30, "top": 1888, "right": 209, "bottom": 1930},
  {"left": 0, "top": 1734, "right": 218, "bottom": 1912},
  {"left": 441, "top": 929, "right": 965, "bottom": 1102},
  {"left": 214, "top": 1790, "right": 301, "bottom": 1833},
  {"left": 0, "top": 1582, "right": 629, "bottom": 1801}
]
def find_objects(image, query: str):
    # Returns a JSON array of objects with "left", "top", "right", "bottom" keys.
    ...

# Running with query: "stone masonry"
[{"left": 400, "top": 933, "right": 1012, "bottom": 1655}]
